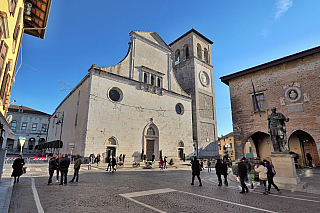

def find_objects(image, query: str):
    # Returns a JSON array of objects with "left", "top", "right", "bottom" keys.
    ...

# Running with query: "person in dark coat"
[
  {"left": 122, "top": 154, "right": 126, "bottom": 164},
  {"left": 245, "top": 158, "right": 254, "bottom": 189},
  {"left": 215, "top": 159, "right": 224, "bottom": 186},
  {"left": 59, "top": 154, "right": 70, "bottom": 185},
  {"left": 222, "top": 159, "right": 229, "bottom": 186},
  {"left": 237, "top": 157, "right": 249, "bottom": 193},
  {"left": 70, "top": 154, "right": 82, "bottom": 183},
  {"left": 263, "top": 160, "right": 281, "bottom": 194},
  {"left": 111, "top": 156, "right": 117, "bottom": 173},
  {"left": 12, "top": 154, "right": 25, "bottom": 183},
  {"left": 56, "top": 154, "right": 61, "bottom": 182},
  {"left": 306, "top": 152, "right": 313, "bottom": 168},
  {"left": 152, "top": 153, "right": 155, "bottom": 162},
  {"left": 48, "top": 153, "right": 57, "bottom": 185},
  {"left": 191, "top": 157, "right": 202, "bottom": 186}
]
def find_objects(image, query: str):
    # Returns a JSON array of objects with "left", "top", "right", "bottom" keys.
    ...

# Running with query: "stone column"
[{"left": 270, "top": 153, "right": 307, "bottom": 189}]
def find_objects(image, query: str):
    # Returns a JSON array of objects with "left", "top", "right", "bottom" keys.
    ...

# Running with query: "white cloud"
[{"left": 275, "top": 0, "right": 293, "bottom": 19}]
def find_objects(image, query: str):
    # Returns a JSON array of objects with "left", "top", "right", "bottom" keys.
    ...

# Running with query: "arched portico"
[
  {"left": 245, "top": 132, "right": 271, "bottom": 160},
  {"left": 106, "top": 137, "right": 118, "bottom": 162},
  {"left": 288, "top": 130, "right": 319, "bottom": 167},
  {"left": 143, "top": 122, "right": 159, "bottom": 161}
]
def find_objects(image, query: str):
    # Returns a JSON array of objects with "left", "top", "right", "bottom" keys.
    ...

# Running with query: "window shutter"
[
  {"left": 0, "top": 27, "right": 3, "bottom": 40},
  {"left": 0, "top": 40, "right": 8, "bottom": 72},
  {"left": 1, "top": 73, "right": 10, "bottom": 105},
  {"left": 13, "top": 8, "right": 22, "bottom": 40},
  {"left": 11, "top": 0, "right": 18, "bottom": 16}
]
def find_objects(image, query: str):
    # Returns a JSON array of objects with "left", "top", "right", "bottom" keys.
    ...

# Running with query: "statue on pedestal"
[{"left": 268, "top": 107, "right": 290, "bottom": 153}]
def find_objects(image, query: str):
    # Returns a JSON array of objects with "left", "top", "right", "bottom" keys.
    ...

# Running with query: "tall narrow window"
[
  {"left": 197, "top": 44, "right": 202, "bottom": 59},
  {"left": 41, "top": 124, "right": 47, "bottom": 132},
  {"left": 175, "top": 49, "right": 180, "bottom": 64},
  {"left": 21, "top": 122, "right": 27, "bottom": 130},
  {"left": 183, "top": 44, "right": 189, "bottom": 60},
  {"left": 157, "top": 78, "right": 161, "bottom": 87},
  {"left": 32, "top": 124, "right": 37, "bottom": 131},
  {"left": 11, "top": 120, "right": 17, "bottom": 131},
  {"left": 151, "top": 75, "right": 154, "bottom": 85},
  {"left": 204, "top": 48, "right": 208, "bottom": 63},
  {"left": 75, "top": 91, "right": 80, "bottom": 126},
  {"left": 143, "top": 73, "right": 148, "bottom": 83}
]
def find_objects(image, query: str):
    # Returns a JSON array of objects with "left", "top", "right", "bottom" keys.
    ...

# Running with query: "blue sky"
[{"left": 11, "top": 0, "right": 320, "bottom": 136}]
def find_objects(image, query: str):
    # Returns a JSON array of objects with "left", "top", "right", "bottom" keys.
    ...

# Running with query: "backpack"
[{"left": 270, "top": 165, "right": 276, "bottom": 176}]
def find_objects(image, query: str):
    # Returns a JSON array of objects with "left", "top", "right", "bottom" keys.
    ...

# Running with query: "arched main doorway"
[
  {"left": 143, "top": 123, "right": 159, "bottom": 161},
  {"left": 288, "top": 130, "right": 319, "bottom": 167},
  {"left": 178, "top": 141, "right": 184, "bottom": 160},
  {"left": 106, "top": 137, "right": 117, "bottom": 162}
]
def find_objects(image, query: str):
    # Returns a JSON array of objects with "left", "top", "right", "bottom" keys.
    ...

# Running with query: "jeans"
[
  {"left": 48, "top": 169, "right": 55, "bottom": 183},
  {"left": 247, "top": 172, "right": 253, "bottom": 185},
  {"left": 60, "top": 170, "right": 68, "bottom": 184},
  {"left": 267, "top": 176, "right": 280, "bottom": 191},
  {"left": 71, "top": 168, "right": 79, "bottom": 182},
  {"left": 260, "top": 180, "right": 267, "bottom": 193}
]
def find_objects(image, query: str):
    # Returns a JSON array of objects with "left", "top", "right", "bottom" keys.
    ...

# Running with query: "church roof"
[
  {"left": 8, "top": 105, "right": 50, "bottom": 116},
  {"left": 220, "top": 45, "right": 320, "bottom": 86},
  {"left": 130, "top": 31, "right": 170, "bottom": 51},
  {"left": 168, "top": 29, "right": 213, "bottom": 46}
]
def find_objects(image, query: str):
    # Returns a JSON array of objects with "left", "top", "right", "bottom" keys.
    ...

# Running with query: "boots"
[
  {"left": 224, "top": 179, "right": 228, "bottom": 186},
  {"left": 251, "top": 184, "right": 254, "bottom": 189},
  {"left": 218, "top": 181, "right": 222, "bottom": 186}
]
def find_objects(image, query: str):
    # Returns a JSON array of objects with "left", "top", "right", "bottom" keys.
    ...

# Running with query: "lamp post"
[{"left": 53, "top": 112, "right": 64, "bottom": 154}]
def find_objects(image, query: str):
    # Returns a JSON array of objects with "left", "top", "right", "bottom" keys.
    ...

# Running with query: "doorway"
[
  {"left": 106, "top": 147, "right": 116, "bottom": 162},
  {"left": 146, "top": 140, "right": 154, "bottom": 161}
]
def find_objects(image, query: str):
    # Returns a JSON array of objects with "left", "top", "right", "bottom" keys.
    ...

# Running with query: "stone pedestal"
[{"left": 270, "top": 153, "right": 307, "bottom": 189}]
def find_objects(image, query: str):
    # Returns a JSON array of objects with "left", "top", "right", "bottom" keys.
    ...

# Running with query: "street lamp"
[{"left": 53, "top": 111, "right": 64, "bottom": 154}]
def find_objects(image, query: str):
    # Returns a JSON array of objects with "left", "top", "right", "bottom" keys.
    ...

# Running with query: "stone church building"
[
  {"left": 220, "top": 46, "right": 320, "bottom": 167},
  {"left": 47, "top": 29, "right": 219, "bottom": 162}
]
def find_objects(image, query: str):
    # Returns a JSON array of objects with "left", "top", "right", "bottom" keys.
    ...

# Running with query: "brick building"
[{"left": 220, "top": 46, "right": 320, "bottom": 167}]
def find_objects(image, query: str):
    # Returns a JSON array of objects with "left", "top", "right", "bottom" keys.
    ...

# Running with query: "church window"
[
  {"left": 143, "top": 73, "right": 148, "bottom": 83},
  {"left": 183, "top": 44, "right": 189, "bottom": 60},
  {"left": 178, "top": 141, "right": 184, "bottom": 147},
  {"left": 157, "top": 77, "right": 161, "bottom": 87},
  {"left": 175, "top": 103, "right": 184, "bottom": 115},
  {"left": 197, "top": 44, "right": 202, "bottom": 59},
  {"left": 175, "top": 49, "right": 180, "bottom": 64},
  {"left": 204, "top": 48, "right": 208, "bottom": 63},
  {"left": 151, "top": 75, "right": 154, "bottom": 85},
  {"left": 147, "top": 127, "right": 155, "bottom": 135},
  {"left": 107, "top": 138, "right": 117, "bottom": 145},
  {"left": 108, "top": 87, "right": 123, "bottom": 102},
  {"left": 252, "top": 93, "right": 266, "bottom": 111}
]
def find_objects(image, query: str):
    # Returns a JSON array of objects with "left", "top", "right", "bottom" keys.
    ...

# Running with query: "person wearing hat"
[
  {"left": 237, "top": 157, "right": 249, "bottom": 193},
  {"left": 70, "top": 154, "right": 82, "bottom": 183}
]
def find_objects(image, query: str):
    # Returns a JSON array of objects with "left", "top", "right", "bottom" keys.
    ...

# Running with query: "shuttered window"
[
  {"left": 0, "top": 40, "right": 8, "bottom": 74},
  {"left": 11, "top": 0, "right": 18, "bottom": 16},
  {"left": 0, "top": 64, "right": 10, "bottom": 105}
]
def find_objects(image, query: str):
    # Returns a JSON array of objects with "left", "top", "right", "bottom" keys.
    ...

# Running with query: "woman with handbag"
[{"left": 12, "top": 154, "right": 25, "bottom": 183}]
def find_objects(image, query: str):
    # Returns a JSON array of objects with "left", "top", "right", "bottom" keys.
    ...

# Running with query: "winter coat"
[
  {"left": 255, "top": 165, "right": 268, "bottom": 180},
  {"left": 12, "top": 158, "right": 25, "bottom": 177},
  {"left": 191, "top": 160, "right": 201, "bottom": 176},
  {"left": 59, "top": 157, "right": 70, "bottom": 172},
  {"left": 245, "top": 162, "right": 252, "bottom": 172},
  {"left": 222, "top": 163, "right": 228, "bottom": 176},
  {"left": 74, "top": 158, "right": 82, "bottom": 170},
  {"left": 49, "top": 157, "right": 57, "bottom": 170},
  {"left": 265, "top": 162, "right": 276, "bottom": 177},
  {"left": 111, "top": 157, "right": 117, "bottom": 166},
  {"left": 237, "top": 161, "right": 248, "bottom": 177},
  {"left": 215, "top": 161, "right": 224, "bottom": 175}
]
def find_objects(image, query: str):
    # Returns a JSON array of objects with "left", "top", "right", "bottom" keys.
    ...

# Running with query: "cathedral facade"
[{"left": 47, "top": 30, "right": 218, "bottom": 162}]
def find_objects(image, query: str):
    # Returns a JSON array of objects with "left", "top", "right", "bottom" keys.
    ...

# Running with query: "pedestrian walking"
[
  {"left": 11, "top": 154, "right": 25, "bottom": 184},
  {"left": 164, "top": 156, "right": 167, "bottom": 169},
  {"left": 59, "top": 154, "right": 70, "bottom": 185},
  {"left": 88, "top": 154, "right": 93, "bottom": 170},
  {"left": 222, "top": 159, "right": 229, "bottom": 186},
  {"left": 263, "top": 160, "right": 281, "bottom": 194},
  {"left": 111, "top": 156, "right": 117, "bottom": 173},
  {"left": 215, "top": 159, "right": 224, "bottom": 186},
  {"left": 200, "top": 159, "right": 204, "bottom": 171},
  {"left": 70, "top": 154, "right": 82, "bottom": 183},
  {"left": 96, "top": 153, "right": 101, "bottom": 166},
  {"left": 306, "top": 151, "right": 313, "bottom": 168},
  {"left": 152, "top": 153, "right": 155, "bottom": 162},
  {"left": 207, "top": 160, "right": 211, "bottom": 172},
  {"left": 48, "top": 153, "right": 57, "bottom": 185},
  {"left": 191, "top": 157, "right": 202, "bottom": 186},
  {"left": 254, "top": 162, "right": 268, "bottom": 195},
  {"left": 245, "top": 158, "right": 254, "bottom": 189},
  {"left": 237, "top": 157, "right": 249, "bottom": 194},
  {"left": 56, "top": 154, "right": 61, "bottom": 183},
  {"left": 183, "top": 153, "right": 185, "bottom": 162},
  {"left": 106, "top": 157, "right": 112, "bottom": 171},
  {"left": 123, "top": 154, "right": 126, "bottom": 164},
  {"left": 160, "top": 158, "right": 164, "bottom": 170}
]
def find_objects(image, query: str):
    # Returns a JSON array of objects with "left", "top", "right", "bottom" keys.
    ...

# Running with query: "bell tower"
[{"left": 169, "top": 29, "right": 218, "bottom": 158}]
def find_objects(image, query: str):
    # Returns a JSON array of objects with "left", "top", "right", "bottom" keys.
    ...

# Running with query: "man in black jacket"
[
  {"left": 59, "top": 154, "right": 70, "bottom": 185},
  {"left": 48, "top": 153, "right": 57, "bottom": 185},
  {"left": 237, "top": 157, "right": 249, "bottom": 194},
  {"left": 70, "top": 154, "right": 82, "bottom": 183}
]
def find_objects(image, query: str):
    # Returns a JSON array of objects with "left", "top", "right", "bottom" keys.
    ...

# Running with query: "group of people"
[
  {"left": 159, "top": 156, "right": 168, "bottom": 169},
  {"left": 106, "top": 156, "right": 117, "bottom": 173},
  {"left": 237, "top": 157, "right": 281, "bottom": 195},
  {"left": 48, "top": 153, "right": 81, "bottom": 185}
]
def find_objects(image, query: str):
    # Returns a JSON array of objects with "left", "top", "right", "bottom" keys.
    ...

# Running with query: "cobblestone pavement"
[{"left": 4, "top": 164, "right": 320, "bottom": 213}]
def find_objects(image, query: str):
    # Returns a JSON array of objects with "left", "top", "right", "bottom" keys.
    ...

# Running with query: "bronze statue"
[{"left": 267, "top": 107, "right": 290, "bottom": 152}]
